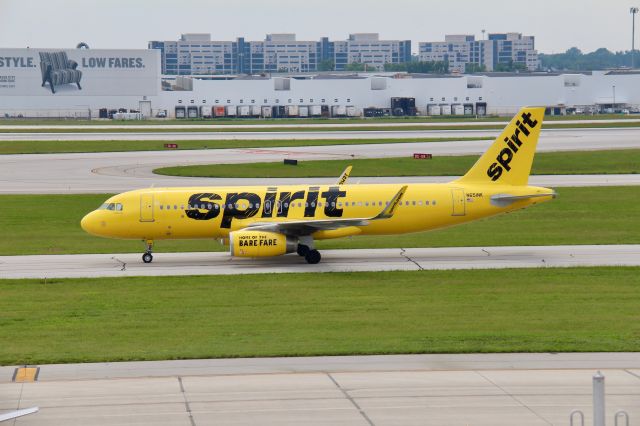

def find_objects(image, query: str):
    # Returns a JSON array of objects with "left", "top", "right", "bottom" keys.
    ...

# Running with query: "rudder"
[{"left": 455, "top": 107, "right": 545, "bottom": 186}]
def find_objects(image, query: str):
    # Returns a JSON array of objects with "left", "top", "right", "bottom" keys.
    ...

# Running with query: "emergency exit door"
[
  {"left": 451, "top": 188, "right": 466, "bottom": 216},
  {"left": 140, "top": 193, "right": 154, "bottom": 222}
]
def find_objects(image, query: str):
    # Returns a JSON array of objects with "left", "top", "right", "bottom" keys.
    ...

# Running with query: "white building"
[
  {"left": 332, "top": 34, "right": 411, "bottom": 71},
  {"left": 149, "top": 33, "right": 411, "bottom": 74},
  {"left": 0, "top": 47, "right": 637, "bottom": 118},
  {"left": 419, "top": 33, "right": 539, "bottom": 73},
  {"left": 250, "top": 34, "right": 319, "bottom": 73}
]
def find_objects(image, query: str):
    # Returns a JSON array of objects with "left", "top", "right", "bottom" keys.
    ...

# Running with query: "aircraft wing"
[
  {"left": 244, "top": 185, "right": 407, "bottom": 236},
  {"left": 0, "top": 407, "right": 39, "bottom": 422}
]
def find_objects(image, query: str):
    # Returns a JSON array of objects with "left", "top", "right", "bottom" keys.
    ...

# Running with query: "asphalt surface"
[
  {"left": 1, "top": 126, "right": 639, "bottom": 141},
  {"left": 2, "top": 353, "right": 639, "bottom": 425},
  {"left": 2, "top": 245, "right": 639, "bottom": 279},
  {"left": 2, "top": 117, "right": 640, "bottom": 130},
  {"left": 2, "top": 128, "right": 640, "bottom": 193}
]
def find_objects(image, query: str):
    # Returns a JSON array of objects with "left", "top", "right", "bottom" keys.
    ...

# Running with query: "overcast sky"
[{"left": 0, "top": 0, "right": 634, "bottom": 54}]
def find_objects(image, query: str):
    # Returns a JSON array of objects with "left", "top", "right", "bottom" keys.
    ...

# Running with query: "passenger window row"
[{"left": 158, "top": 200, "right": 437, "bottom": 211}]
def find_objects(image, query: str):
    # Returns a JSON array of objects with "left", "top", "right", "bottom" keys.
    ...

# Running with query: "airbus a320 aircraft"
[{"left": 81, "top": 107, "right": 555, "bottom": 264}]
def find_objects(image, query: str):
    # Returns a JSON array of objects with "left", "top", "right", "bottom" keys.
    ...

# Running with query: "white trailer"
[
  {"left": 309, "top": 105, "right": 322, "bottom": 116},
  {"left": 238, "top": 105, "right": 251, "bottom": 117},
  {"left": 251, "top": 105, "right": 262, "bottom": 117},
  {"left": 261, "top": 106, "right": 272, "bottom": 118},
  {"left": 332, "top": 105, "right": 346, "bottom": 116},
  {"left": 427, "top": 104, "right": 441, "bottom": 116},
  {"left": 286, "top": 105, "right": 299, "bottom": 117},
  {"left": 298, "top": 106, "right": 309, "bottom": 117},
  {"left": 226, "top": 105, "right": 237, "bottom": 116}
]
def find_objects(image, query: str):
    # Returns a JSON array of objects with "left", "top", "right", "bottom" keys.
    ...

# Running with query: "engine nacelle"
[{"left": 229, "top": 230, "right": 298, "bottom": 258}]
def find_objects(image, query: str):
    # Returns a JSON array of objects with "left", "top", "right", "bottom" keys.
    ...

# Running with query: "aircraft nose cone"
[{"left": 81, "top": 211, "right": 100, "bottom": 235}]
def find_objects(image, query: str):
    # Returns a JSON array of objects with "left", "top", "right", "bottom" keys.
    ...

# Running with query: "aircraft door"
[
  {"left": 140, "top": 193, "right": 155, "bottom": 222},
  {"left": 451, "top": 188, "right": 466, "bottom": 216}
]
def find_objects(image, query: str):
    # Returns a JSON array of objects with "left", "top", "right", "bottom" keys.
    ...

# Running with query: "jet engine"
[{"left": 229, "top": 230, "right": 298, "bottom": 257}]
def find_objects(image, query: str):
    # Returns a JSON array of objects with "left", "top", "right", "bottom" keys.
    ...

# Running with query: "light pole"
[{"left": 631, "top": 7, "right": 639, "bottom": 68}]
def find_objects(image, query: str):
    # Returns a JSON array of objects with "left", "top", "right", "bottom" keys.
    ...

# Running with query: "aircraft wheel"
[
  {"left": 142, "top": 252, "right": 153, "bottom": 263},
  {"left": 305, "top": 249, "right": 321, "bottom": 264},
  {"left": 297, "top": 244, "right": 310, "bottom": 257}
]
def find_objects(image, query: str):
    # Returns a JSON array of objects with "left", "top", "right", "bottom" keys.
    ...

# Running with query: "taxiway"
[
  {"left": 2, "top": 129, "right": 640, "bottom": 193},
  {"left": 2, "top": 245, "right": 639, "bottom": 279},
  {"left": 2, "top": 353, "right": 639, "bottom": 425}
]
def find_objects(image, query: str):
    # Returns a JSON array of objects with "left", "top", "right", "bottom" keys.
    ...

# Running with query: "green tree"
[
  {"left": 345, "top": 62, "right": 366, "bottom": 71},
  {"left": 494, "top": 60, "right": 527, "bottom": 72},
  {"left": 540, "top": 47, "right": 633, "bottom": 71},
  {"left": 464, "top": 63, "right": 486, "bottom": 73},
  {"left": 383, "top": 61, "right": 449, "bottom": 74},
  {"left": 318, "top": 59, "right": 334, "bottom": 71}
]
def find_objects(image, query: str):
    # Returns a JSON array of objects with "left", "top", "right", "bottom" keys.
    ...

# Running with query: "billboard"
[{"left": 0, "top": 48, "right": 160, "bottom": 96}]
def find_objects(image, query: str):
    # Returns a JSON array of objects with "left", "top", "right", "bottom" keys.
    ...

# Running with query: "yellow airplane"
[{"left": 81, "top": 107, "right": 555, "bottom": 264}]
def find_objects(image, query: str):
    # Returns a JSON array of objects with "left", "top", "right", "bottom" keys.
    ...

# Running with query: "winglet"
[
  {"left": 373, "top": 185, "right": 407, "bottom": 220},
  {"left": 337, "top": 165, "right": 352, "bottom": 185}
]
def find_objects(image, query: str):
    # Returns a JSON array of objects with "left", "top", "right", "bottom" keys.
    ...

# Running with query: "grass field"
[
  {"left": 0, "top": 186, "right": 638, "bottom": 256},
  {"left": 0, "top": 136, "right": 490, "bottom": 155},
  {"left": 156, "top": 149, "right": 640, "bottom": 178},
  {"left": 1, "top": 267, "right": 639, "bottom": 365},
  {"left": 3, "top": 121, "right": 640, "bottom": 134}
]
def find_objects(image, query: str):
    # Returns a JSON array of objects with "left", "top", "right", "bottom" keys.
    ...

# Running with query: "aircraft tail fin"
[{"left": 454, "top": 107, "right": 545, "bottom": 186}]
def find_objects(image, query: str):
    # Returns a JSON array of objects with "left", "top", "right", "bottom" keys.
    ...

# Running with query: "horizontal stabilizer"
[{"left": 490, "top": 192, "right": 556, "bottom": 207}]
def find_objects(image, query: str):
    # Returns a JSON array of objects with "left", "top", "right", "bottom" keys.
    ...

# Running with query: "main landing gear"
[
  {"left": 297, "top": 244, "right": 322, "bottom": 264},
  {"left": 142, "top": 240, "right": 153, "bottom": 263}
]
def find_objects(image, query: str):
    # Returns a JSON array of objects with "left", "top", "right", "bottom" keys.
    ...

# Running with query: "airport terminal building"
[{"left": 1, "top": 46, "right": 639, "bottom": 119}]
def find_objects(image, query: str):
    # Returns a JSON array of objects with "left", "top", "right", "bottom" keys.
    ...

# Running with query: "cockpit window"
[{"left": 98, "top": 202, "right": 123, "bottom": 211}]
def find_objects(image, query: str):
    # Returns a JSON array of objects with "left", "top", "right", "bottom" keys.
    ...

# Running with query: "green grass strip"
[
  {"left": 1, "top": 267, "right": 639, "bottom": 365},
  {"left": 156, "top": 149, "right": 640, "bottom": 178},
  {"left": 0, "top": 186, "right": 638, "bottom": 256},
  {"left": 0, "top": 137, "right": 489, "bottom": 155}
]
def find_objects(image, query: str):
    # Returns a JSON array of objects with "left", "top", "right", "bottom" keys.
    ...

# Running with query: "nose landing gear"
[{"left": 142, "top": 240, "right": 154, "bottom": 263}]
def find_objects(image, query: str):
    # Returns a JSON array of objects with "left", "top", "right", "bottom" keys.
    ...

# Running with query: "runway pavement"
[
  {"left": 2, "top": 353, "right": 639, "bottom": 425},
  {"left": 2, "top": 245, "right": 639, "bottom": 279},
  {"left": 2, "top": 117, "right": 640, "bottom": 130},
  {"left": 1, "top": 126, "right": 640, "bottom": 141},
  {"left": 2, "top": 129, "right": 640, "bottom": 193}
]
